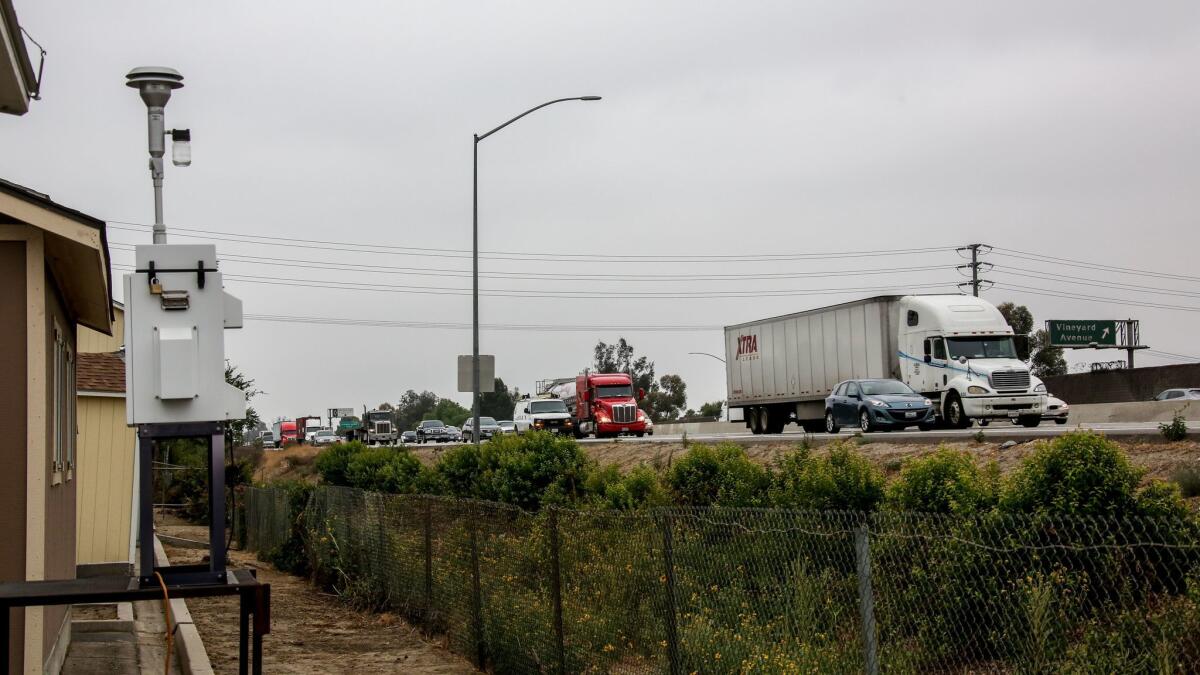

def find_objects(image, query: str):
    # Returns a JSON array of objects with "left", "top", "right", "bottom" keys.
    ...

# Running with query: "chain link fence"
[{"left": 244, "top": 485, "right": 1200, "bottom": 673}]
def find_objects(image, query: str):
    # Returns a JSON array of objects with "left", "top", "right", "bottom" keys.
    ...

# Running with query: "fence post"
[
  {"left": 854, "top": 523, "right": 879, "bottom": 675},
  {"left": 469, "top": 518, "right": 486, "bottom": 669},
  {"left": 658, "top": 511, "right": 681, "bottom": 675},
  {"left": 424, "top": 496, "right": 434, "bottom": 632},
  {"left": 548, "top": 507, "right": 567, "bottom": 675}
]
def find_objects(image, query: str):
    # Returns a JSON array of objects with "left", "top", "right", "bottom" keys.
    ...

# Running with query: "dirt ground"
[
  {"left": 160, "top": 523, "right": 476, "bottom": 674},
  {"left": 258, "top": 434, "right": 1200, "bottom": 485}
]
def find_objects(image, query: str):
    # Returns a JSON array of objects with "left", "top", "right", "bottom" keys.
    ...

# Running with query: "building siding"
[
  {"left": 43, "top": 274, "right": 77, "bottom": 664},
  {"left": 0, "top": 241, "right": 28, "bottom": 675},
  {"left": 77, "top": 305, "right": 123, "bottom": 354},
  {"left": 75, "top": 395, "right": 136, "bottom": 564}
]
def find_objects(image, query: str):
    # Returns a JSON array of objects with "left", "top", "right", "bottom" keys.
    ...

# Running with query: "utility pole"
[{"left": 956, "top": 243, "right": 992, "bottom": 296}]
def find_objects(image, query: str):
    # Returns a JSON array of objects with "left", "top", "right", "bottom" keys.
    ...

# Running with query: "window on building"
[{"left": 52, "top": 324, "right": 74, "bottom": 480}]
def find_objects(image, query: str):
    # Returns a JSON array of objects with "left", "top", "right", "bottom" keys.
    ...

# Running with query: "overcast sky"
[{"left": 3, "top": 1, "right": 1199, "bottom": 422}]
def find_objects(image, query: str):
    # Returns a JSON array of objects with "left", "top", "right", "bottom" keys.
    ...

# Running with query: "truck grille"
[
  {"left": 612, "top": 404, "right": 637, "bottom": 424},
  {"left": 990, "top": 370, "right": 1031, "bottom": 391}
]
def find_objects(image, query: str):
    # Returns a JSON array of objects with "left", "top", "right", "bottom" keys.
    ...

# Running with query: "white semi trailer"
[{"left": 724, "top": 295, "right": 1047, "bottom": 433}]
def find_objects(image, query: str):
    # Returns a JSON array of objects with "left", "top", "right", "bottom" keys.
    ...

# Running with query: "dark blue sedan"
[{"left": 825, "top": 379, "right": 935, "bottom": 433}]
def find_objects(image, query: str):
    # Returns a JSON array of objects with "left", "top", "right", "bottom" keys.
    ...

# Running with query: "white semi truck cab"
[
  {"left": 898, "top": 295, "right": 1046, "bottom": 427},
  {"left": 724, "top": 294, "right": 1047, "bottom": 434}
]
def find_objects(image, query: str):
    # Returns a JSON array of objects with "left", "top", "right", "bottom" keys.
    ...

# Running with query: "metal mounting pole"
[{"left": 472, "top": 135, "right": 481, "bottom": 447}]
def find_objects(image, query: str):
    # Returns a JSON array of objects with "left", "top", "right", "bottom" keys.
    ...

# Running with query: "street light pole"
[{"left": 472, "top": 96, "right": 601, "bottom": 445}]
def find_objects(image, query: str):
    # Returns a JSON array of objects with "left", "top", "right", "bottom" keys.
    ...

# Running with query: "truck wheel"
[
  {"left": 944, "top": 393, "right": 971, "bottom": 429},
  {"left": 859, "top": 410, "right": 874, "bottom": 433},
  {"left": 1019, "top": 416, "right": 1041, "bottom": 428},
  {"left": 748, "top": 408, "right": 763, "bottom": 435},
  {"left": 825, "top": 411, "right": 840, "bottom": 434}
]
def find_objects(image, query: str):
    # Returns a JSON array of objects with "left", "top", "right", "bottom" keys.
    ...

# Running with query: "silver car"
[
  {"left": 1154, "top": 388, "right": 1200, "bottom": 401},
  {"left": 313, "top": 429, "right": 339, "bottom": 446}
]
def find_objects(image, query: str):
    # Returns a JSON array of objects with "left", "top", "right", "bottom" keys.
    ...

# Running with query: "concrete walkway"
[{"left": 61, "top": 599, "right": 182, "bottom": 675}]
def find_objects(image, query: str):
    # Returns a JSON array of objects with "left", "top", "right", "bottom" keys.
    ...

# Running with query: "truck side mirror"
[
  {"left": 523, "top": 407, "right": 530, "bottom": 414},
  {"left": 923, "top": 354, "right": 932, "bottom": 364},
  {"left": 1013, "top": 335, "right": 1031, "bottom": 361},
  {"left": 637, "top": 388, "right": 645, "bottom": 400}
]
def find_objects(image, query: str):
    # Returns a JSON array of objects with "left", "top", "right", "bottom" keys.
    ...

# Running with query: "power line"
[
  {"left": 991, "top": 282, "right": 1200, "bottom": 313},
  {"left": 243, "top": 313, "right": 724, "bottom": 332},
  {"left": 110, "top": 262, "right": 957, "bottom": 299},
  {"left": 991, "top": 248, "right": 1200, "bottom": 283},
  {"left": 106, "top": 221, "right": 954, "bottom": 264},
  {"left": 993, "top": 268, "right": 1200, "bottom": 299},
  {"left": 1145, "top": 349, "right": 1200, "bottom": 362},
  {"left": 107, "top": 243, "right": 955, "bottom": 283}
]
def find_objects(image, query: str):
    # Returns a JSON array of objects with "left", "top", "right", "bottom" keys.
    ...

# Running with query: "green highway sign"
[{"left": 1047, "top": 320, "right": 1118, "bottom": 347}]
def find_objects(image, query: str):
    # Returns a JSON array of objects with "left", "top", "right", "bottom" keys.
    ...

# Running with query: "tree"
[
  {"left": 646, "top": 374, "right": 687, "bottom": 422},
  {"left": 996, "top": 302, "right": 1067, "bottom": 378},
  {"left": 699, "top": 401, "right": 724, "bottom": 419},
  {"left": 394, "top": 390, "right": 439, "bottom": 432},
  {"left": 1030, "top": 329, "right": 1067, "bottom": 377},
  {"left": 593, "top": 338, "right": 656, "bottom": 398},
  {"left": 224, "top": 362, "right": 262, "bottom": 451},
  {"left": 426, "top": 398, "right": 471, "bottom": 428},
  {"left": 479, "top": 378, "right": 519, "bottom": 420}
]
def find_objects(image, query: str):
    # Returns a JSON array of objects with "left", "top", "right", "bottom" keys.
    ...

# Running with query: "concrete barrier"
[
  {"left": 654, "top": 401, "right": 1198, "bottom": 436},
  {"left": 1067, "top": 400, "right": 1200, "bottom": 424}
]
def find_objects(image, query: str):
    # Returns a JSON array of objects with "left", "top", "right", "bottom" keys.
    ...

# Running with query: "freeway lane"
[{"left": 577, "top": 422, "right": 1167, "bottom": 446}]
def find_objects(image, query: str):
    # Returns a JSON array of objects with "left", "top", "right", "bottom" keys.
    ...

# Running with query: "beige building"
[
  {"left": 0, "top": 178, "right": 113, "bottom": 674},
  {"left": 74, "top": 316, "right": 137, "bottom": 569}
]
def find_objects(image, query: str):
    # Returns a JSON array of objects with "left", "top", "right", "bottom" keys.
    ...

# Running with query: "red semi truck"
[{"left": 548, "top": 372, "right": 650, "bottom": 438}]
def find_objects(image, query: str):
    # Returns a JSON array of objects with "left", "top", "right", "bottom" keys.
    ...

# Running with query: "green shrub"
[
  {"left": 436, "top": 431, "right": 593, "bottom": 509},
  {"left": 1160, "top": 409, "right": 1189, "bottom": 441},
  {"left": 315, "top": 441, "right": 363, "bottom": 486},
  {"left": 344, "top": 447, "right": 425, "bottom": 493},
  {"left": 1172, "top": 465, "right": 1200, "bottom": 498},
  {"left": 262, "top": 480, "right": 313, "bottom": 575},
  {"left": 666, "top": 443, "right": 770, "bottom": 507},
  {"left": 887, "top": 447, "right": 999, "bottom": 514},
  {"left": 770, "top": 444, "right": 884, "bottom": 512},
  {"left": 1000, "top": 431, "right": 1188, "bottom": 518},
  {"left": 588, "top": 464, "right": 668, "bottom": 510}
]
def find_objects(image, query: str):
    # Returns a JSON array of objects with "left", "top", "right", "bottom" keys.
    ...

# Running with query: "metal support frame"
[
  {"left": 0, "top": 569, "right": 268, "bottom": 675},
  {"left": 137, "top": 422, "right": 226, "bottom": 586}
]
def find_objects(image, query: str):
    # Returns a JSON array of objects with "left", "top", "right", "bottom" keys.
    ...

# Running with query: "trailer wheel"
[
  {"left": 749, "top": 408, "right": 763, "bottom": 434},
  {"left": 944, "top": 393, "right": 971, "bottom": 429}
]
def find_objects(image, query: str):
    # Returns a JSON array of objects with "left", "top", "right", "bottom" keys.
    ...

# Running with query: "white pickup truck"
[{"left": 725, "top": 294, "right": 1047, "bottom": 433}]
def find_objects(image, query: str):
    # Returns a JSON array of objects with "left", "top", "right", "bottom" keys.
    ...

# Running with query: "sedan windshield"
[
  {"left": 531, "top": 400, "right": 567, "bottom": 413},
  {"left": 479, "top": 417, "right": 497, "bottom": 426},
  {"left": 596, "top": 384, "right": 634, "bottom": 398},
  {"left": 859, "top": 380, "right": 916, "bottom": 396},
  {"left": 421, "top": 420, "right": 444, "bottom": 428},
  {"left": 946, "top": 336, "right": 1017, "bottom": 360}
]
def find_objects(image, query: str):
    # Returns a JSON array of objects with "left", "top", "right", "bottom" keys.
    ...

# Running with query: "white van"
[{"left": 513, "top": 396, "right": 575, "bottom": 435}]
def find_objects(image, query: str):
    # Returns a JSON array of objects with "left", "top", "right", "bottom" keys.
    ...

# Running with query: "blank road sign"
[
  {"left": 458, "top": 355, "right": 495, "bottom": 392},
  {"left": 1046, "top": 320, "right": 1118, "bottom": 347}
]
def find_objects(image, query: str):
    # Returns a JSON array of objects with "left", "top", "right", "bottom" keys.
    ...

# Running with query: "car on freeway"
[
  {"left": 312, "top": 429, "right": 339, "bottom": 446},
  {"left": 825, "top": 379, "right": 935, "bottom": 433},
  {"left": 1154, "top": 388, "right": 1200, "bottom": 401},
  {"left": 401, "top": 430, "right": 417, "bottom": 444},
  {"left": 416, "top": 419, "right": 450, "bottom": 444},
  {"left": 643, "top": 416, "right": 654, "bottom": 436},
  {"left": 497, "top": 420, "right": 516, "bottom": 435},
  {"left": 304, "top": 426, "right": 331, "bottom": 444},
  {"left": 462, "top": 416, "right": 501, "bottom": 443},
  {"left": 259, "top": 431, "right": 276, "bottom": 449},
  {"left": 1041, "top": 395, "right": 1069, "bottom": 424},
  {"left": 445, "top": 426, "right": 462, "bottom": 442}
]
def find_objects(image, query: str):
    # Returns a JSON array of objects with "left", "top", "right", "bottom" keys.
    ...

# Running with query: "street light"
[
  {"left": 471, "top": 96, "right": 601, "bottom": 445},
  {"left": 126, "top": 66, "right": 190, "bottom": 244}
]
